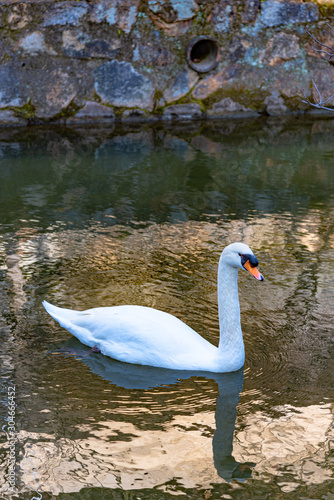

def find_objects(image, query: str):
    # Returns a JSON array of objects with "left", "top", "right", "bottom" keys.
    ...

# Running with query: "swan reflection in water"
[{"left": 60, "top": 342, "right": 255, "bottom": 482}]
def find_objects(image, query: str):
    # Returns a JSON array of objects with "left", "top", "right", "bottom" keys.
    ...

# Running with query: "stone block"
[
  {"left": 264, "top": 91, "right": 289, "bottom": 115},
  {"left": 133, "top": 44, "right": 174, "bottom": 67},
  {"left": 0, "top": 64, "right": 25, "bottom": 108},
  {"left": 164, "top": 68, "right": 199, "bottom": 103},
  {"left": 261, "top": 0, "right": 319, "bottom": 28},
  {"left": 207, "top": 97, "right": 257, "bottom": 117},
  {"left": 169, "top": 0, "right": 199, "bottom": 21},
  {"left": 67, "top": 101, "right": 115, "bottom": 123},
  {"left": 163, "top": 103, "right": 202, "bottom": 120},
  {"left": 62, "top": 30, "right": 121, "bottom": 58},
  {"left": 0, "top": 110, "right": 27, "bottom": 127},
  {"left": 18, "top": 32, "right": 56, "bottom": 56},
  {"left": 149, "top": 15, "right": 192, "bottom": 36},
  {"left": 30, "top": 68, "right": 77, "bottom": 119},
  {"left": 192, "top": 65, "right": 242, "bottom": 100},
  {"left": 209, "top": 0, "right": 233, "bottom": 34},
  {"left": 264, "top": 33, "right": 300, "bottom": 66},
  {"left": 122, "top": 109, "right": 155, "bottom": 122},
  {"left": 6, "top": 3, "right": 31, "bottom": 31},
  {"left": 94, "top": 60, "right": 155, "bottom": 110},
  {"left": 89, "top": 0, "right": 140, "bottom": 33},
  {"left": 43, "top": 2, "right": 89, "bottom": 27},
  {"left": 147, "top": 0, "right": 198, "bottom": 22}
]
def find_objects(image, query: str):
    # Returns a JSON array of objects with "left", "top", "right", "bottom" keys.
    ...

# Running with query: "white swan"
[{"left": 43, "top": 242, "right": 263, "bottom": 373}]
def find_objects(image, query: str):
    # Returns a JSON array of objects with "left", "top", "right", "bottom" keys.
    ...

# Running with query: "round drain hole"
[{"left": 186, "top": 37, "right": 220, "bottom": 73}]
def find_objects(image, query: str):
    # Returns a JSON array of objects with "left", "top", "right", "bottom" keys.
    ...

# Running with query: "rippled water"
[{"left": 0, "top": 118, "right": 333, "bottom": 499}]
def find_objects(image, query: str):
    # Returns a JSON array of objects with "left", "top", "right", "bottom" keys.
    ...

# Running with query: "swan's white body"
[{"left": 43, "top": 242, "right": 263, "bottom": 373}]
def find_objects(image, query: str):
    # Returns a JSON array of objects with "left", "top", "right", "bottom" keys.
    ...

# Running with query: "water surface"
[{"left": 0, "top": 118, "right": 333, "bottom": 499}]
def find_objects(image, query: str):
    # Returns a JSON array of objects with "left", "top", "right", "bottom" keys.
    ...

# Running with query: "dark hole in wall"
[{"left": 186, "top": 37, "right": 220, "bottom": 73}]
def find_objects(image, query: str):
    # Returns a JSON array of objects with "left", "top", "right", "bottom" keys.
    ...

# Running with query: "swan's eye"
[{"left": 238, "top": 253, "right": 243, "bottom": 257}]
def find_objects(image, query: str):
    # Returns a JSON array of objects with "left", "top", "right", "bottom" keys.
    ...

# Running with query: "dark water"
[{"left": 0, "top": 118, "right": 333, "bottom": 499}]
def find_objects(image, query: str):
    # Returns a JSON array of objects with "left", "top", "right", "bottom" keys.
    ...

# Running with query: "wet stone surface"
[
  {"left": 164, "top": 67, "right": 199, "bottom": 104},
  {"left": 42, "top": 1, "right": 89, "bottom": 27},
  {"left": 0, "top": 64, "right": 25, "bottom": 108},
  {"left": 207, "top": 97, "right": 257, "bottom": 117},
  {"left": 62, "top": 30, "right": 121, "bottom": 58},
  {"left": 0, "top": 0, "right": 332, "bottom": 124},
  {"left": 89, "top": 0, "right": 141, "bottom": 33},
  {"left": 260, "top": 0, "right": 319, "bottom": 27},
  {"left": 67, "top": 101, "right": 115, "bottom": 124},
  {"left": 31, "top": 68, "right": 77, "bottom": 119},
  {"left": 94, "top": 60, "right": 155, "bottom": 110},
  {"left": 162, "top": 103, "right": 203, "bottom": 120}
]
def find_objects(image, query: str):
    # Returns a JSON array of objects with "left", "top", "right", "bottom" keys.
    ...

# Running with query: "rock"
[
  {"left": 272, "top": 68, "right": 309, "bottom": 99},
  {"left": 43, "top": 2, "right": 89, "bottom": 27},
  {"left": 30, "top": 69, "right": 77, "bottom": 119},
  {"left": 207, "top": 97, "right": 257, "bottom": 117},
  {"left": 149, "top": 14, "right": 192, "bottom": 36},
  {"left": 67, "top": 101, "right": 115, "bottom": 123},
  {"left": 122, "top": 109, "right": 155, "bottom": 122},
  {"left": 0, "top": 110, "right": 27, "bottom": 127},
  {"left": 164, "top": 68, "right": 199, "bottom": 103},
  {"left": 264, "top": 33, "right": 300, "bottom": 66},
  {"left": 18, "top": 32, "right": 56, "bottom": 56},
  {"left": 133, "top": 44, "right": 174, "bottom": 67},
  {"left": 264, "top": 91, "right": 289, "bottom": 116},
  {"left": 241, "top": 0, "right": 260, "bottom": 23},
  {"left": 147, "top": 0, "right": 177, "bottom": 22},
  {"left": 209, "top": 0, "right": 233, "bottom": 34},
  {"left": 147, "top": 0, "right": 198, "bottom": 22},
  {"left": 192, "top": 65, "right": 242, "bottom": 100},
  {"left": 261, "top": 0, "right": 319, "bottom": 28},
  {"left": 146, "top": 0, "right": 195, "bottom": 35},
  {"left": 229, "top": 36, "right": 250, "bottom": 63},
  {"left": 0, "top": 65, "right": 25, "bottom": 108},
  {"left": 6, "top": 3, "right": 31, "bottom": 30},
  {"left": 94, "top": 60, "right": 155, "bottom": 110},
  {"left": 169, "top": 0, "right": 199, "bottom": 21},
  {"left": 62, "top": 30, "right": 121, "bottom": 58},
  {"left": 163, "top": 103, "right": 202, "bottom": 120},
  {"left": 90, "top": 0, "right": 140, "bottom": 33}
]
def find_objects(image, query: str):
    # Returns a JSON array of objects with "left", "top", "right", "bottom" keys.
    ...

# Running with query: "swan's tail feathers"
[
  {"left": 43, "top": 300, "right": 82, "bottom": 324},
  {"left": 43, "top": 300, "right": 94, "bottom": 347}
]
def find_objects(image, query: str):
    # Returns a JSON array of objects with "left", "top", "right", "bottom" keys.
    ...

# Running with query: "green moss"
[
  {"left": 13, "top": 101, "right": 36, "bottom": 119},
  {"left": 200, "top": 87, "right": 266, "bottom": 112}
]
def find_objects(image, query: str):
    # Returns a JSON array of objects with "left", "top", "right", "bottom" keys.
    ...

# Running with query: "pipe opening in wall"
[{"left": 186, "top": 37, "right": 220, "bottom": 73}]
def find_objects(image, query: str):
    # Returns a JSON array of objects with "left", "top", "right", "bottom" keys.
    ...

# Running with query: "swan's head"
[{"left": 222, "top": 242, "right": 264, "bottom": 281}]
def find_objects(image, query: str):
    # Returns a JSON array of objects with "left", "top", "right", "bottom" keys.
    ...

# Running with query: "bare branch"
[
  {"left": 302, "top": 26, "right": 334, "bottom": 112},
  {"left": 302, "top": 80, "right": 334, "bottom": 111},
  {"left": 306, "top": 30, "right": 334, "bottom": 60}
]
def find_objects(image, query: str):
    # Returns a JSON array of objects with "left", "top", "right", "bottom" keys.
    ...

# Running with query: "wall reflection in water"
[{"left": 0, "top": 118, "right": 333, "bottom": 498}]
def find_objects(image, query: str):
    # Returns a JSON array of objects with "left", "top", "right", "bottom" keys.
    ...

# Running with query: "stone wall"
[{"left": 0, "top": 0, "right": 333, "bottom": 126}]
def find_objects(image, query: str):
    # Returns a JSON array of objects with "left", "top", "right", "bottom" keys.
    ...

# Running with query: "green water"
[{"left": 0, "top": 118, "right": 333, "bottom": 499}]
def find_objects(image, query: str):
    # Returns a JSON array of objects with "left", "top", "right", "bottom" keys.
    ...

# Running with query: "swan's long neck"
[{"left": 217, "top": 257, "right": 243, "bottom": 354}]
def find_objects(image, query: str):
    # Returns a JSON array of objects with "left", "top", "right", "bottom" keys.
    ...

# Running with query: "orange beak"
[{"left": 243, "top": 260, "right": 264, "bottom": 281}]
